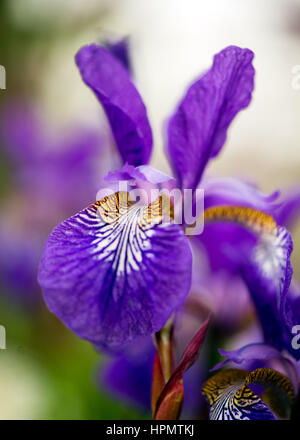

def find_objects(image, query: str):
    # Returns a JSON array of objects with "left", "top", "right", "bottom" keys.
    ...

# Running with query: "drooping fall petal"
[
  {"left": 202, "top": 368, "right": 294, "bottom": 420},
  {"left": 38, "top": 192, "right": 192, "bottom": 348},
  {"left": 203, "top": 206, "right": 294, "bottom": 355}
]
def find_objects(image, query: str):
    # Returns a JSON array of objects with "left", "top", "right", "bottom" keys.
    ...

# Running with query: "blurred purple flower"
[
  {"left": 0, "top": 106, "right": 105, "bottom": 304},
  {"left": 1, "top": 103, "right": 107, "bottom": 219},
  {"left": 100, "top": 337, "right": 155, "bottom": 410},
  {"left": 0, "top": 220, "right": 42, "bottom": 306}
]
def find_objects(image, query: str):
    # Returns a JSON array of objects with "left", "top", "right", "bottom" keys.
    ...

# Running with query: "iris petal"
[
  {"left": 38, "top": 192, "right": 192, "bottom": 348},
  {"left": 202, "top": 176, "right": 280, "bottom": 212},
  {"left": 167, "top": 46, "right": 255, "bottom": 190},
  {"left": 281, "top": 283, "right": 300, "bottom": 360},
  {"left": 101, "top": 337, "right": 155, "bottom": 410},
  {"left": 203, "top": 206, "right": 294, "bottom": 353},
  {"left": 192, "top": 177, "right": 281, "bottom": 274},
  {"left": 210, "top": 343, "right": 285, "bottom": 372},
  {"left": 202, "top": 369, "right": 275, "bottom": 420},
  {"left": 76, "top": 44, "right": 152, "bottom": 166},
  {"left": 274, "top": 187, "right": 300, "bottom": 229},
  {"left": 202, "top": 368, "right": 294, "bottom": 420},
  {"left": 104, "top": 37, "right": 131, "bottom": 73},
  {"left": 211, "top": 343, "right": 299, "bottom": 388}
]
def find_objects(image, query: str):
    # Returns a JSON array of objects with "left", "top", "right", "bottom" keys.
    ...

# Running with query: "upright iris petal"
[
  {"left": 104, "top": 37, "right": 132, "bottom": 73},
  {"left": 167, "top": 46, "right": 255, "bottom": 190},
  {"left": 38, "top": 191, "right": 192, "bottom": 348},
  {"left": 76, "top": 44, "right": 152, "bottom": 166}
]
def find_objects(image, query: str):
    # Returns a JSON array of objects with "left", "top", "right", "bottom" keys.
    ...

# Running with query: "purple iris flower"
[
  {"left": 38, "top": 43, "right": 261, "bottom": 349},
  {"left": 36, "top": 42, "right": 300, "bottom": 421}
]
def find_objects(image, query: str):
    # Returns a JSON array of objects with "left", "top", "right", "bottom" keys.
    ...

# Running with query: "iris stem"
[{"left": 153, "top": 315, "right": 175, "bottom": 383}]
